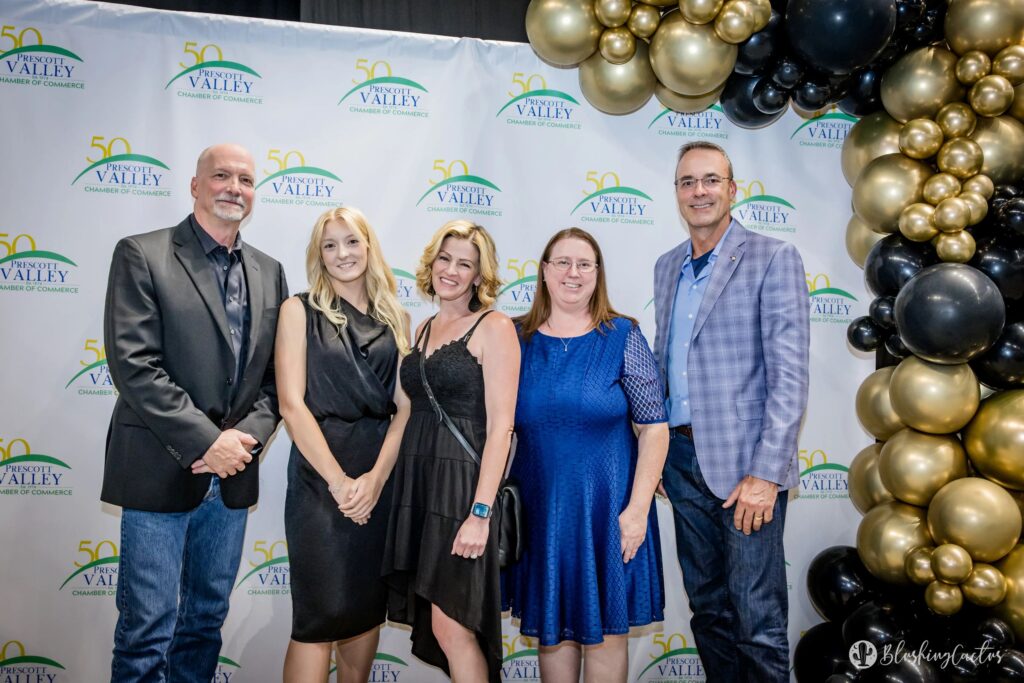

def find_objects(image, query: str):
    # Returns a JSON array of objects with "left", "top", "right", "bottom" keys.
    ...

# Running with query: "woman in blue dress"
[{"left": 504, "top": 227, "right": 669, "bottom": 682}]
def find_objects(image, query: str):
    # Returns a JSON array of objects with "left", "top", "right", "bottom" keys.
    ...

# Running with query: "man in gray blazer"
[
  {"left": 653, "top": 142, "right": 809, "bottom": 682},
  {"left": 102, "top": 143, "right": 288, "bottom": 682}
]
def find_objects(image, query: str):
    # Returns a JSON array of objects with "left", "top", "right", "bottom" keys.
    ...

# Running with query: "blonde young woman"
[
  {"left": 381, "top": 220, "right": 520, "bottom": 682},
  {"left": 276, "top": 206, "right": 410, "bottom": 682}
]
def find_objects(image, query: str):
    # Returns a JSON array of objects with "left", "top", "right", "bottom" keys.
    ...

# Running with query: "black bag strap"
[{"left": 418, "top": 316, "right": 481, "bottom": 466}]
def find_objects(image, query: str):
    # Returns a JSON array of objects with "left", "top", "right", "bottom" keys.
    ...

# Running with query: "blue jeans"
[
  {"left": 661, "top": 432, "right": 789, "bottom": 683},
  {"left": 111, "top": 477, "right": 247, "bottom": 683}
]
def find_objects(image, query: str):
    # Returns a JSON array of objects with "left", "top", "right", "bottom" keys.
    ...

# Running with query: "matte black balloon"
[
  {"left": 864, "top": 234, "right": 939, "bottom": 298},
  {"left": 894, "top": 263, "right": 1006, "bottom": 364},
  {"left": 735, "top": 10, "right": 784, "bottom": 76},
  {"left": 771, "top": 55, "right": 806, "bottom": 90},
  {"left": 808, "top": 546, "right": 884, "bottom": 622},
  {"left": 793, "top": 78, "right": 832, "bottom": 110},
  {"left": 794, "top": 622, "right": 849, "bottom": 683},
  {"left": 869, "top": 296, "right": 896, "bottom": 328},
  {"left": 990, "top": 649, "right": 1024, "bottom": 681},
  {"left": 848, "top": 316, "right": 886, "bottom": 352},
  {"left": 786, "top": 0, "right": 897, "bottom": 75},
  {"left": 843, "top": 601, "right": 906, "bottom": 649},
  {"left": 838, "top": 68, "right": 883, "bottom": 116},
  {"left": 998, "top": 199, "right": 1024, "bottom": 236},
  {"left": 720, "top": 73, "right": 788, "bottom": 129},
  {"left": 970, "top": 230, "right": 1024, "bottom": 320},
  {"left": 752, "top": 77, "right": 790, "bottom": 114}
]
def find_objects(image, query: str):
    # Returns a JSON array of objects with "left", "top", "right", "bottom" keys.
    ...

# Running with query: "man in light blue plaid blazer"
[{"left": 653, "top": 142, "right": 809, "bottom": 682}]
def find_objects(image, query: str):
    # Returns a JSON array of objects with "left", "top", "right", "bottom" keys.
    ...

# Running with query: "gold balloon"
[
  {"left": 595, "top": 0, "right": 632, "bottom": 27},
  {"left": 963, "top": 173, "right": 995, "bottom": 198},
  {"left": 858, "top": 501, "right": 933, "bottom": 584},
  {"left": 680, "top": 0, "right": 725, "bottom": 25},
  {"left": 937, "top": 138, "right": 985, "bottom": 179},
  {"left": 964, "top": 390, "right": 1024, "bottom": 490},
  {"left": 956, "top": 50, "right": 993, "bottom": 85},
  {"left": 889, "top": 356, "right": 981, "bottom": 434},
  {"left": 1013, "top": 83, "right": 1024, "bottom": 122},
  {"left": 998, "top": 545, "right": 1024, "bottom": 641},
  {"left": 850, "top": 443, "right": 896, "bottom": 514},
  {"left": 842, "top": 111, "right": 903, "bottom": 187},
  {"left": 899, "top": 203, "right": 939, "bottom": 242},
  {"left": 649, "top": 10, "right": 737, "bottom": 96},
  {"left": 963, "top": 563, "right": 1008, "bottom": 606},
  {"left": 654, "top": 81, "right": 725, "bottom": 113},
  {"left": 846, "top": 214, "right": 886, "bottom": 268},
  {"left": 935, "top": 230, "right": 977, "bottom": 263},
  {"left": 627, "top": 3, "right": 662, "bottom": 38},
  {"left": 994, "top": 45, "right": 1024, "bottom": 86},
  {"left": 959, "top": 190, "right": 990, "bottom": 225},
  {"left": 714, "top": 0, "right": 756, "bottom": 44},
  {"left": 881, "top": 47, "right": 965, "bottom": 123},
  {"left": 856, "top": 366, "right": 907, "bottom": 440},
  {"left": 971, "top": 74, "right": 1015, "bottom": 117},
  {"left": 599, "top": 27, "right": 637, "bottom": 64},
  {"left": 906, "top": 546, "right": 936, "bottom": 585},
  {"left": 932, "top": 543, "right": 974, "bottom": 583},
  {"left": 926, "top": 580, "right": 964, "bottom": 615},
  {"left": 526, "top": 0, "right": 603, "bottom": 66},
  {"left": 748, "top": 0, "right": 771, "bottom": 31},
  {"left": 929, "top": 477, "right": 1023, "bottom": 562},
  {"left": 879, "top": 428, "right": 968, "bottom": 506},
  {"left": 853, "top": 154, "right": 933, "bottom": 232},
  {"left": 933, "top": 196, "right": 972, "bottom": 232},
  {"left": 923, "top": 172, "right": 963, "bottom": 205},
  {"left": 970, "top": 115, "right": 1024, "bottom": 184},
  {"left": 638, "top": 0, "right": 677, "bottom": 4},
  {"left": 936, "top": 101, "right": 978, "bottom": 138},
  {"left": 900, "top": 118, "right": 945, "bottom": 159},
  {"left": 578, "top": 40, "right": 657, "bottom": 114},
  {"left": 944, "top": 0, "right": 1024, "bottom": 57}
]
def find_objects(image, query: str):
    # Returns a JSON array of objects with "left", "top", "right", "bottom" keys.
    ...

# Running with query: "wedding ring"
[
  {"left": 754, "top": 514, "right": 764, "bottom": 519},
  {"left": 470, "top": 554, "right": 479, "bottom": 559}
]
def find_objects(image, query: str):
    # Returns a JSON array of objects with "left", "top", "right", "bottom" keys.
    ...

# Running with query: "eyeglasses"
[
  {"left": 674, "top": 174, "right": 732, "bottom": 192},
  {"left": 546, "top": 258, "right": 598, "bottom": 274}
]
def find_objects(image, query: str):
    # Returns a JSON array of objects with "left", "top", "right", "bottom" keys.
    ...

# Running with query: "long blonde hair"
[
  {"left": 305, "top": 206, "right": 410, "bottom": 355},
  {"left": 415, "top": 220, "right": 502, "bottom": 311}
]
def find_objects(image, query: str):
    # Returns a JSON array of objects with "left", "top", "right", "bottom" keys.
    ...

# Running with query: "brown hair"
[{"left": 415, "top": 220, "right": 502, "bottom": 311}]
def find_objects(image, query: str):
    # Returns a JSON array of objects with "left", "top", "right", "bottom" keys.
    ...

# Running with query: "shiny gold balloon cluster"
[{"left": 525, "top": 0, "right": 770, "bottom": 115}]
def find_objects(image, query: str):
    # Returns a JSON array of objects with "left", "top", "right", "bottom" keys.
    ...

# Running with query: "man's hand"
[
  {"left": 191, "top": 429, "right": 257, "bottom": 477},
  {"left": 722, "top": 475, "right": 779, "bottom": 535}
]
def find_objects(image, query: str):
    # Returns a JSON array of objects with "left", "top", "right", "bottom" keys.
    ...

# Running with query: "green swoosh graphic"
[
  {"left": 732, "top": 194, "right": 796, "bottom": 210},
  {"left": 255, "top": 166, "right": 342, "bottom": 189},
  {"left": 234, "top": 556, "right": 288, "bottom": 588},
  {"left": 0, "top": 655, "right": 65, "bottom": 669},
  {"left": 64, "top": 359, "right": 107, "bottom": 389},
  {"left": 374, "top": 653, "right": 408, "bottom": 666},
  {"left": 790, "top": 112, "right": 858, "bottom": 138},
  {"left": 801, "top": 463, "right": 849, "bottom": 476},
  {"left": 571, "top": 186, "right": 653, "bottom": 214},
  {"left": 809, "top": 287, "right": 857, "bottom": 300},
  {"left": 217, "top": 656, "right": 241, "bottom": 668},
  {"left": 648, "top": 108, "right": 673, "bottom": 128},
  {"left": 710, "top": 104, "right": 724, "bottom": 113},
  {"left": 500, "top": 275, "right": 537, "bottom": 294},
  {"left": 338, "top": 76, "right": 429, "bottom": 104},
  {"left": 636, "top": 647, "right": 701, "bottom": 679},
  {"left": 392, "top": 268, "right": 416, "bottom": 279},
  {"left": 71, "top": 153, "right": 171, "bottom": 185},
  {"left": 0, "top": 250, "right": 76, "bottom": 266},
  {"left": 165, "top": 60, "right": 262, "bottom": 89},
  {"left": 416, "top": 175, "right": 502, "bottom": 206},
  {"left": 1, "top": 454, "right": 71, "bottom": 469},
  {"left": 503, "top": 649, "right": 539, "bottom": 662},
  {"left": 59, "top": 555, "right": 118, "bottom": 590},
  {"left": 495, "top": 89, "right": 579, "bottom": 117},
  {"left": 0, "top": 44, "right": 82, "bottom": 62}
]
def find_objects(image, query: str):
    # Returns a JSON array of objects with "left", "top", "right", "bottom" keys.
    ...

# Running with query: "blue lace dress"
[{"left": 504, "top": 318, "right": 667, "bottom": 645}]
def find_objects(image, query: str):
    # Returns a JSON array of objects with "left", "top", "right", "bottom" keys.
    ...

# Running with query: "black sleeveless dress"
[
  {"left": 382, "top": 312, "right": 502, "bottom": 682},
  {"left": 285, "top": 294, "right": 398, "bottom": 642}
]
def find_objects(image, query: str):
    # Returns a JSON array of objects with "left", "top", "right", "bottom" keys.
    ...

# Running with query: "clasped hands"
[
  {"left": 190, "top": 429, "right": 256, "bottom": 478},
  {"left": 329, "top": 473, "right": 384, "bottom": 526}
]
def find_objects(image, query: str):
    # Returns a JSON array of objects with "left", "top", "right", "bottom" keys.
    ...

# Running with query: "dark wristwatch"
[{"left": 471, "top": 501, "right": 492, "bottom": 519}]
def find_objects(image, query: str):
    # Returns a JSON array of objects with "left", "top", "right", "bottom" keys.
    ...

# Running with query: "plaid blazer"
[{"left": 652, "top": 220, "right": 809, "bottom": 499}]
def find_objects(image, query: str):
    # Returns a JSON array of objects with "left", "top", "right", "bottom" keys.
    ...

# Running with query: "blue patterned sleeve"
[{"left": 622, "top": 323, "right": 668, "bottom": 424}]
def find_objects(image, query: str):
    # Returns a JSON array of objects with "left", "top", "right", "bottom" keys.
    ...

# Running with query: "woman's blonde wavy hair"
[{"left": 415, "top": 220, "right": 502, "bottom": 311}]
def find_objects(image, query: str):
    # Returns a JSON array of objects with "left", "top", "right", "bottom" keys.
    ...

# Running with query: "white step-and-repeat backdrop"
[{"left": 0, "top": 0, "right": 872, "bottom": 680}]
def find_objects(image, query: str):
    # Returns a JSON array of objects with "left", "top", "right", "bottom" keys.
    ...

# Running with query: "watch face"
[{"left": 472, "top": 502, "right": 491, "bottom": 518}]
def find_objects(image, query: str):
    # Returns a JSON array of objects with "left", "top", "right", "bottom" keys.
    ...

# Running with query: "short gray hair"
[{"left": 676, "top": 141, "right": 734, "bottom": 179}]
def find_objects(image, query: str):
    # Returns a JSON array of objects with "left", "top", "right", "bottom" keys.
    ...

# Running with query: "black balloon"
[
  {"left": 735, "top": 10, "right": 784, "bottom": 76},
  {"left": 753, "top": 77, "right": 790, "bottom": 114},
  {"left": 894, "top": 263, "right": 1006, "bottom": 364},
  {"left": 771, "top": 55, "right": 806, "bottom": 89},
  {"left": 970, "top": 322, "right": 1024, "bottom": 388},
  {"left": 884, "top": 332, "right": 910, "bottom": 358},
  {"left": 838, "top": 68, "right": 883, "bottom": 116},
  {"left": 997, "top": 198, "right": 1024, "bottom": 236},
  {"left": 843, "top": 601, "right": 906, "bottom": 649},
  {"left": 975, "top": 617, "right": 1016, "bottom": 651},
  {"left": 770, "top": 0, "right": 788, "bottom": 12},
  {"left": 786, "top": 0, "right": 897, "bottom": 75},
  {"left": 864, "top": 234, "right": 938, "bottom": 298},
  {"left": 848, "top": 316, "right": 886, "bottom": 352},
  {"left": 990, "top": 649, "right": 1024, "bottom": 680},
  {"left": 793, "top": 78, "right": 832, "bottom": 110},
  {"left": 970, "top": 230, "right": 1024, "bottom": 320},
  {"left": 866, "top": 657, "right": 941, "bottom": 682},
  {"left": 808, "top": 546, "right": 884, "bottom": 622},
  {"left": 794, "top": 622, "right": 849, "bottom": 683},
  {"left": 720, "top": 73, "right": 788, "bottom": 129},
  {"left": 869, "top": 296, "right": 896, "bottom": 328},
  {"left": 991, "top": 185, "right": 1022, "bottom": 210},
  {"left": 895, "top": 0, "right": 926, "bottom": 32}
]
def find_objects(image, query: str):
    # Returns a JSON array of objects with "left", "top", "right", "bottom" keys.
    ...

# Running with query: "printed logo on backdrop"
[
  {"left": 71, "top": 135, "right": 172, "bottom": 198},
  {"left": 731, "top": 179, "right": 797, "bottom": 235},
  {"left": 807, "top": 273, "right": 857, "bottom": 325},
  {"left": 496, "top": 72, "right": 581, "bottom": 130},
  {"left": 0, "top": 231, "right": 78, "bottom": 294},
  {"left": 60, "top": 539, "right": 118, "bottom": 597},
  {"left": 637, "top": 633, "right": 704, "bottom": 682},
  {"left": 496, "top": 257, "right": 538, "bottom": 316},
  {"left": 213, "top": 655, "right": 240, "bottom": 682},
  {"left": 799, "top": 448, "right": 849, "bottom": 500},
  {"left": 329, "top": 653, "right": 409, "bottom": 682},
  {"left": 790, "top": 111, "right": 856, "bottom": 149},
  {"left": 257, "top": 148, "right": 342, "bottom": 209},
  {"left": 235, "top": 540, "right": 290, "bottom": 596},
  {"left": 65, "top": 339, "right": 116, "bottom": 397},
  {"left": 0, "top": 437, "right": 72, "bottom": 497},
  {"left": 0, "top": 24, "right": 84, "bottom": 90},
  {"left": 417, "top": 159, "right": 503, "bottom": 217},
  {"left": 393, "top": 268, "right": 425, "bottom": 311},
  {"left": 0, "top": 640, "right": 66, "bottom": 680},
  {"left": 339, "top": 59, "right": 429, "bottom": 118},
  {"left": 648, "top": 104, "right": 728, "bottom": 140},
  {"left": 166, "top": 41, "right": 262, "bottom": 105},
  {"left": 502, "top": 635, "right": 539, "bottom": 681},
  {"left": 571, "top": 171, "right": 654, "bottom": 226}
]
